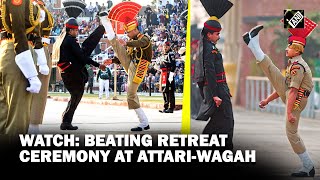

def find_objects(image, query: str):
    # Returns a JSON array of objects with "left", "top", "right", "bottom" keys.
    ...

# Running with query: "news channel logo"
[{"left": 284, "top": 9, "right": 304, "bottom": 28}]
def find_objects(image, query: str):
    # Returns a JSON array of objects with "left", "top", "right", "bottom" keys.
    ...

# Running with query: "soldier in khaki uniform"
[
  {"left": 0, "top": 0, "right": 42, "bottom": 135},
  {"left": 99, "top": 2, "right": 151, "bottom": 131},
  {"left": 243, "top": 17, "right": 317, "bottom": 177},
  {"left": 29, "top": 0, "right": 54, "bottom": 134}
]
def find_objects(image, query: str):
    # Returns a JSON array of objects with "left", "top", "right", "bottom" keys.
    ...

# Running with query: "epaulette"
[
  {"left": 137, "top": 33, "right": 144, "bottom": 40},
  {"left": 291, "top": 61, "right": 306, "bottom": 73}
]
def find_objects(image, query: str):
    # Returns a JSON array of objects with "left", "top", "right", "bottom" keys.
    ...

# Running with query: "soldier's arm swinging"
[
  {"left": 33, "top": 24, "right": 43, "bottom": 49},
  {"left": 286, "top": 65, "right": 304, "bottom": 123},
  {"left": 259, "top": 91, "right": 279, "bottom": 108},
  {"left": 9, "top": 0, "right": 41, "bottom": 93},
  {"left": 69, "top": 38, "right": 100, "bottom": 67},
  {"left": 287, "top": 87, "right": 299, "bottom": 123},
  {"left": 203, "top": 48, "right": 221, "bottom": 106},
  {"left": 9, "top": 1, "right": 29, "bottom": 54}
]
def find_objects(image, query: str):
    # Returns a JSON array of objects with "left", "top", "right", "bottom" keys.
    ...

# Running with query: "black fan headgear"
[
  {"left": 200, "top": 0, "right": 233, "bottom": 32},
  {"left": 63, "top": 0, "right": 86, "bottom": 18}
]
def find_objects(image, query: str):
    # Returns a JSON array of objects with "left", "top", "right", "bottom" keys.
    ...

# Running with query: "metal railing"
[{"left": 246, "top": 76, "right": 320, "bottom": 119}]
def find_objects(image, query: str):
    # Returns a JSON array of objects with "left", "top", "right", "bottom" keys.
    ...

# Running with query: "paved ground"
[
  {"left": 41, "top": 99, "right": 182, "bottom": 134},
  {"left": 192, "top": 107, "right": 320, "bottom": 178},
  {"left": 38, "top": 100, "right": 320, "bottom": 177}
]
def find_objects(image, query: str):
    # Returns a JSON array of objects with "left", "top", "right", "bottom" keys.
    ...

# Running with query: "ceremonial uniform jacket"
[
  {"left": 160, "top": 49, "right": 176, "bottom": 87},
  {"left": 126, "top": 33, "right": 152, "bottom": 62},
  {"left": 196, "top": 38, "right": 232, "bottom": 120}
]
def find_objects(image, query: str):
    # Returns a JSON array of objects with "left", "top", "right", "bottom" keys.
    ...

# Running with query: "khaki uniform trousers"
[
  {"left": 258, "top": 55, "right": 307, "bottom": 154},
  {"left": 30, "top": 46, "right": 52, "bottom": 124},
  {"left": 0, "top": 41, "right": 32, "bottom": 135},
  {"left": 110, "top": 38, "right": 145, "bottom": 109}
]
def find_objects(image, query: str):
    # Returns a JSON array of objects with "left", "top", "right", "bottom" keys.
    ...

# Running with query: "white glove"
[
  {"left": 35, "top": 48, "right": 49, "bottom": 75},
  {"left": 168, "top": 72, "right": 174, "bottom": 83},
  {"left": 27, "top": 76, "right": 42, "bottom": 93},
  {"left": 40, "top": 9, "right": 46, "bottom": 23},
  {"left": 100, "top": 16, "right": 115, "bottom": 40},
  {"left": 15, "top": 50, "right": 42, "bottom": 93}
]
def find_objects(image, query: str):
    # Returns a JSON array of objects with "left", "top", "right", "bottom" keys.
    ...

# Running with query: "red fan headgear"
[
  {"left": 108, "top": 2, "right": 141, "bottom": 32},
  {"left": 281, "top": 17, "right": 317, "bottom": 53}
]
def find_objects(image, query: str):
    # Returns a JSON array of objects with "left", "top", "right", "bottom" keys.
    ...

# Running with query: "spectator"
[
  {"left": 95, "top": 2, "right": 101, "bottom": 14},
  {"left": 86, "top": 65, "right": 94, "bottom": 94},
  {"left": 107, "top": 0, "right": 113, "bottom": 9},
  {"left": 87, "top": 2, "right": 95, "bottom": 21},
  {"left": 97, "top": 66, "right": 112, "bottom": 99},
  {"left": 101, "top": 3, "right": 106, "bottom": 12},
  {"left": 165, "top": 1, "right": 173, "bottom": 16},
  {"left": 144, "top": 5, "right": 152, "bottom": 27}
]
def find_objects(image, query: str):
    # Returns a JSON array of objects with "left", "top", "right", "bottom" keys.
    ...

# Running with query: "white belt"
[{"left": 42, "top": 37, "right": 51, "bottom": 44}]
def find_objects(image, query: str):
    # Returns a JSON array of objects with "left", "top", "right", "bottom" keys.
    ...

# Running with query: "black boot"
[
  {"left": 242, "top": 25, "right": 264, "bottom": 45},
  {"left": 291, "top": 167, "right": 315, "bottom": 177},
  {"left": 131, "top": 125, "right": 150, "bottom": 131},
  {"left": 60, "top": 123, "right": 78, "bottom": 130},
  {"left": 159, "top": 109, "right": 168, "bottom": 113},
  {"left": 164, "top": 109, "right": 174, "bottom": 113}
]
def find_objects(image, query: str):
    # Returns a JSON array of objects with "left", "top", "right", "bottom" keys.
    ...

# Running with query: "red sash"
[{"left": 161, "top": 69, "right": 168, "bottom": 86}]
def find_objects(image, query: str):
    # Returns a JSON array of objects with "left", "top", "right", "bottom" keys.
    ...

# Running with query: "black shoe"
[
  {"left": 60, "top": 123, "right": 78, "bottom": 130},
  {"left": 242, "top": 25, "right": 264, "bottom": 45},
  {"left": 144, "top": 125, "right": 150, "bottom": 130},
  {"left": 159, "top": 109, "right": 168, "bottom": 113},
  {"left": 164, "top": 109, "right": 174, "bottom": 113},
  {"left": 131, "top": 125, "right": 150, "bottom": 131},
  {"left": 291, "top": 167, "right": 315, "bottom": 177}
]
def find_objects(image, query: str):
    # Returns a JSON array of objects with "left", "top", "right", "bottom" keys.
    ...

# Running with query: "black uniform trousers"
[
  {"left": 61, "top": 68, "right": 88, "bottom": 124},
  {"left": 202, "top": 85, "right": 234, "bottom": 150},
  {"left": 163, "top": 81, "right": 175, "bottom": 111}
]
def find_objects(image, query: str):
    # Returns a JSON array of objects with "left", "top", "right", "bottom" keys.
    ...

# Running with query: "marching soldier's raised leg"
[{"left": 243, "top": 25, "right": 287, "bottom": 101}]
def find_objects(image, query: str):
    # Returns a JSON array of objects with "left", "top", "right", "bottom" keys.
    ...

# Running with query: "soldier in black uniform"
[
  {"left": 57, "top": 18, "right": 105, "bottom": 130},
  {"left": 195, "top": 0, "right": 234, "bottom": 150},
  {"left": 159, "top": 41, "right": 176, "bottom": 113}
]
